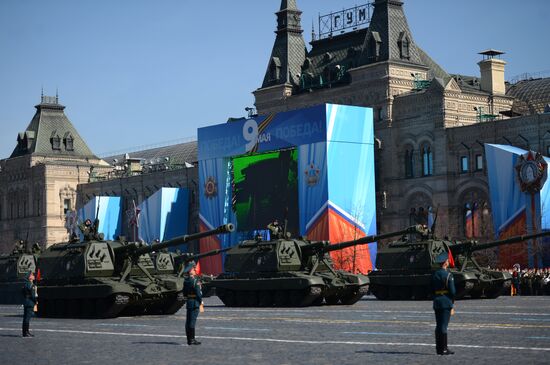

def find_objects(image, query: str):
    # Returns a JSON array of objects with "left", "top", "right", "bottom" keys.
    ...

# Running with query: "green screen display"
[{"left": 232, "top": 149, "right": 298, "bottom": 233}]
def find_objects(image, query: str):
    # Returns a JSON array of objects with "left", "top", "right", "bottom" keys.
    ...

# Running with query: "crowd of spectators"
[{"left": 502, "top": 267, "right": 550, "bottom": 296}]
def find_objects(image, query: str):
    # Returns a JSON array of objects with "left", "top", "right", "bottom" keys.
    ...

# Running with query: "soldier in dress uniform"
[
  {"left": 22, "top": 271, "right": 37, "bottom": 337},
  {"left": 183, "top": 261, "right": 202, "bottom": 345},
  {"left": 432, "top": 252, "right": 455, "bottom": 355}
]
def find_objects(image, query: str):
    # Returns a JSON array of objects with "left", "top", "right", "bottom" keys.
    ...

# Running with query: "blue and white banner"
[
  {"left": 138, "top": 188, "right": 189, "bottom": 247},
  {"left": 198, "top": 105, "right": 327, "bottom": 160},
  {"left": 78, "top": 196, "right": 122, "bottom": 240},
  {"left": 485, "top": 144, "right": 550, "bottom": 267}
]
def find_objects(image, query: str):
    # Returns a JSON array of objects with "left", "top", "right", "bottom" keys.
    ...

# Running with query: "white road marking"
[
  {"left": 0, "top": 327, "right": 549, "bottom": 352},
  {"left": 205, "top": 308, "right": 550, "bottom": 317},
  {"left": 203, "top": 326, "right": 269, "bottom": 332}
]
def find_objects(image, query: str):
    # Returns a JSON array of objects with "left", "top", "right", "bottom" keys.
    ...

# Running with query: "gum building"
[{"left": 253, "top": 0, "right": 550, "bottom": 250}]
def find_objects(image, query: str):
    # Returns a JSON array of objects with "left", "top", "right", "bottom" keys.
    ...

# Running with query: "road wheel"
[
  {"left": 54, "top": 299, "right": 66, "bottom": 317},
  {"left": 340, "top": 290, "right": 365, "bottom": 305},
  {"left": 470, "top": 289, "right": 483, "bottom": 299},
  {"left": 258, "top": 291, "right": 272, "bottom": 307},
  {"left": 325, "top": 295, "right": 339, "bottom": 305},
  {"left": 223, "top": 290, "right": 236, "bottom": 307},
  {"left": 273, "top": 291, "right": 287, "bottom": 306},
  {"left": 485, "top": 286, "right": 503, "bottom": 299},
  {"left": 311, "top": 297, "right": 324, "bottom": 306},
  {"left": 397, "top": 286, "right": 412, "bottom": 300},
  {"left": 247, "top": 291, "right": 259, "bottom": 307}
]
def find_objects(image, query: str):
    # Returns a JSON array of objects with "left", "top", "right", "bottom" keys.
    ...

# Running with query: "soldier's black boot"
[
  {"left": 22, "top": 323, "right": 31, "bottom": 337},
  {"left": 442, "top": 333, "right": 454, "bottom": 355},
  {"left": 435, "top": 332, "right": 443, "bottom": 355},
  {"left": 186, "top": 328, "right": 192, "bottom": 345},
  {"left": 189, "top": 328, "right": 201, "bottom": 345}
]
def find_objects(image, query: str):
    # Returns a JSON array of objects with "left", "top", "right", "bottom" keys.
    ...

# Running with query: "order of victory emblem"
[
  {"left": 305, "top": 163, "right": 320, "bottom": 187},
  {"left": 515, "top": 151, "right": 548, "bottom": 194},
  {"left": 204, "top": 176, "right": 218, "bottom": 199}
]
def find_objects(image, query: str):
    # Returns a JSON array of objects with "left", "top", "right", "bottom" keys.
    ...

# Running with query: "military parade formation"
[
  {"left": 2, "top": 219, "right": 550, "bottom": 358},
  {"left": 1, "top": 0, "right": 549, "bottom": 363}
]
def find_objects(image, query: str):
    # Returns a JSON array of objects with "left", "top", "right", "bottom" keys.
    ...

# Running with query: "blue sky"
[{"left": 0, "top": 0, "right": 548, "bottom": 159}]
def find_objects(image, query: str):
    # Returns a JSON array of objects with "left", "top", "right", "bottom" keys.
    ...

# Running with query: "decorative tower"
[
  {"left": 261, "top": 0, "right": 306, "bottom": 88},
  {"left": 364, "top": 0, "right": 422, "bottom": 64}
]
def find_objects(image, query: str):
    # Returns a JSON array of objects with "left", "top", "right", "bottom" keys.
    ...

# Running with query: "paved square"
[{"left": 1, "top": 295, "right": 549, "bottom": 365}]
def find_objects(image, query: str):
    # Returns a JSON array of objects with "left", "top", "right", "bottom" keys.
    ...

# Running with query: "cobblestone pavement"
[{"left": 1, "top": 295, "right": 549, "bottom": 365}]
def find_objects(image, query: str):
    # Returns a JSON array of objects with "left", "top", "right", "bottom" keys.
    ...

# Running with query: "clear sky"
[{"left": 0, "top": 0, "right": 548, "bottom": 159}]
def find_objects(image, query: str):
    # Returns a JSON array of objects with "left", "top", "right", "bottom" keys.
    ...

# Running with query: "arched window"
[
  {"left": 422, "top": 145, "right": 433, "bottom": 176},
  {"left": 269, "top": 57, "right": 281, "bottom": 82},
  {"left": 464, "top": 202, "right": 485, "bottom": 238},
  {"left": 64, "top": 133, "right": 74, "bottom": 151},
  {"left": 398, "top": 32, "right": 410, "bottom": 60},
  {"left": 51, "top": 134, "right": 61, "bottom": 150},
  {"left": 368, "top": 31, "right": 381, "bottom": 61},
  {"left": 405, "top": 148, "right": 414, "bottom": 178}
]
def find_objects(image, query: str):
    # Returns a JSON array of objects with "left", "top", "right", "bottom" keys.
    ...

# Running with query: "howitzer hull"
[
  {"left": 208, "top": 227, "right": 416, "bottom": 307},
  {"left": 213, "top": 271, "right": 369, "bottom": 307},
  {"left": 37, "top": 280, "right": 134, "bottom": 318},
  {"left": 365, "top": 228, "right": 546, "bottom": 301},
  {"left": 0, "top": 282, "right": 28, "bottom": 304},
  {"left": 368, "top": 269, "right": 512, "bottom": 300},
  {"left": 37, "top": 276, "right": 185, "bottom": 318}
]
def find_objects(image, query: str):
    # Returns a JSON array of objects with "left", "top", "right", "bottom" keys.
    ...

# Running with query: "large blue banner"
[
  {"left": 485, "top": 144, "right": 550, "bottom": 267},
  {"left": 138, "top": 188, "right": 189, "bottom": 247},
  {"left": 198, "top": 105, "right": 327, "bottom": 160},
  {"left": 78, "top": 196, "right": 122, "bottom": 240},
  {"left": 198, "top": 104, "right": 375, "bottom": 274}
]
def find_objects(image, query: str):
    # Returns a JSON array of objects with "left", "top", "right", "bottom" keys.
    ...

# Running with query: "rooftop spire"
[
  {"left": 280, "top": 0, "right": 298, "bottom": 11},
  {"left": 363, "top": 0, "right": 421, "bottom": 64},
  {"left": 261, "top": 0, "right": 306, "bottom": 88}
]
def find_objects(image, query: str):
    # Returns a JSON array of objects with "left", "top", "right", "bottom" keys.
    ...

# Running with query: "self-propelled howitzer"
[
  {"left": 37, "top": 224, "right": 233, "bottom": 318},
  {"left": 446, "top": 230, "right": 550, "bottom": 298},
  {"left": 368, "top": 229, "right": 550, "bottom": 300},
  {"left": 211, "top": 225, "right": 423, "bottom": 307},
  {"left": 0, "top": 241, "right": 40, "bottom": 304}
]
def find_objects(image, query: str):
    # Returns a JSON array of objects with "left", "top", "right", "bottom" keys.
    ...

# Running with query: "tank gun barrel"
[
  {"left": 453, "top": 229, "right": 550, "bottom": 253},
  {"left": 115, "top": 224, "right": 234, "bottom": 257},
  {"left": 179, "top": 246, "right": 232, "bottom": 264},
  {"left": 304, "top": 225, "right": 425, "bottom": 255}
]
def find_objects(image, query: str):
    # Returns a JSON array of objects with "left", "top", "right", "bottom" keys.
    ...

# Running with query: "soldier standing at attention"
[
  {"left": 22, "top": 271, "right": 37, "bottom": 337},
  {"left": 183, "top": 261, "right": 203, "bottom": 345},
  {"left": 432, "top": 252, "right": 455, "bottom": 355}
]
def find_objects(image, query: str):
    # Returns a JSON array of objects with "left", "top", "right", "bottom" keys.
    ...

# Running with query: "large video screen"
[{"left": 232, "top": 149, "right": 298, "bottom": 234}]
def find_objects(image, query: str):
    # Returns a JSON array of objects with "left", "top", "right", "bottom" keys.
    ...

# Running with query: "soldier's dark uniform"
[
  {"left": 22, "top": 272, "right": 37, "bottom": 337},
  {"left": 267, "top": 220, "right": 282, "bottom": 239},
  {"left": 183, "top": 262, "right": 203, "bottom": 345},
  {"left": 432, "top": 252, "right": 455, "bottom": 355},
  {"left": 78, "top": 218, "right": 99, "bottom": 241}
]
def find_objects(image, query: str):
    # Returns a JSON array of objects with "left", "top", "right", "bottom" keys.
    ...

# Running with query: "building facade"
[
  {"left": 0, "top": 96, "right": 110, "bottom": 253},
  {"left": 253, "top": 0, "right": 550, "bottom": 250}
]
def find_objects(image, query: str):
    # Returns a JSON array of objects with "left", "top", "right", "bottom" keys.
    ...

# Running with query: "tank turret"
[
  {"left": 0, "top": 240, "right": 41, "bottom": 304},
  {"left": 369, "top": 229, "right": 550, "bottom": 300},
  {"left": 212, "top": 225, "right": 423, "bottom": 307},
  {"left": 36, "top": 224, "right": 234, "bottom": 318}
]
